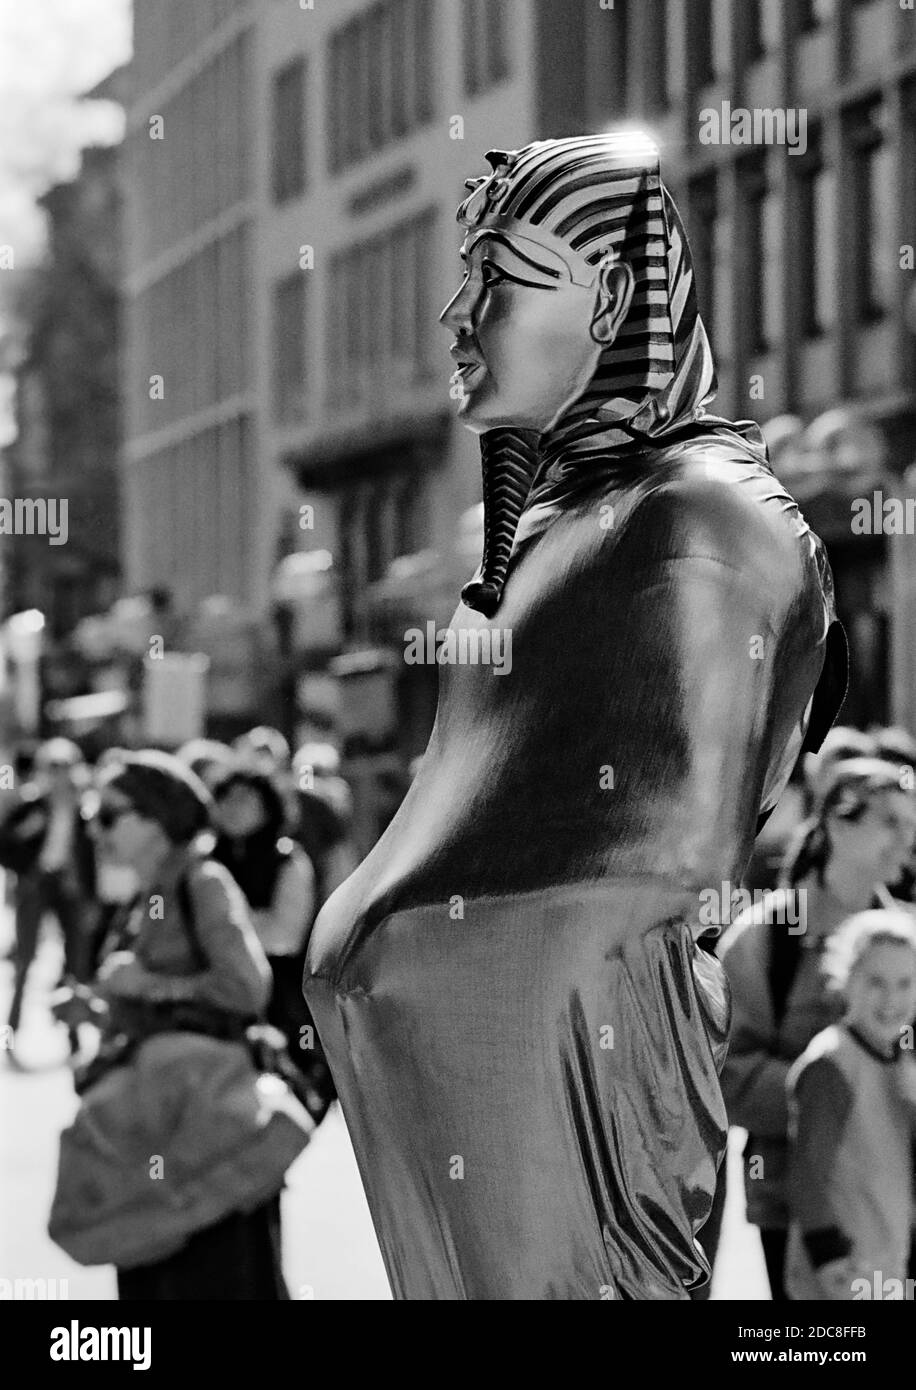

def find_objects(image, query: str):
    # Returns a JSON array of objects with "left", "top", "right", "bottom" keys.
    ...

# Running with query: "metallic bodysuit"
[{"left": 304, "top": 136, "right": 846, "bottom": 1300}]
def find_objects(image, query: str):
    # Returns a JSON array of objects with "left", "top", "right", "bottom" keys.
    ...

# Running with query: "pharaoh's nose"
[{"left": 439, "top": 276, "right": 476, "bottom": 333}]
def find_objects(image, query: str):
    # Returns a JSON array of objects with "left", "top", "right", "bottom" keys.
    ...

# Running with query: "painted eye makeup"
[
  {"left": 479, "top": 256, "right": 554, "bottom": 290},
  {"left": 460, "top": 233, "right": 564, "bottom": 291}
]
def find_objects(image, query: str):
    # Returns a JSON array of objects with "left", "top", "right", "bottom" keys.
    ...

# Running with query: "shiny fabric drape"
[{"left": 303, "top": 135, "right": 846, "bottom": 1300}]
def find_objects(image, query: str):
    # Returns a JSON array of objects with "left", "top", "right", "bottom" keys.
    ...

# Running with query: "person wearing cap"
[
  {"left": 719, "top": 756, "right": 916, "bottom": 1300},
  {"left": 175, "top": 737, "right": 235, "bottom": 792},
  {"left": 743, "top": 726, "right": 881, "bottom": 896},
  {"left": 48, "top": 750, "right": 312, "bottom": 1299},
  {"left": 233, "top": 726, "right": 291, "bottom": 776},
  {"left": 0, "top": 737, "right": 95, "bottom": 1054},
  {"left": 802, "top": 725, "right": 880, "bottom": 810}
]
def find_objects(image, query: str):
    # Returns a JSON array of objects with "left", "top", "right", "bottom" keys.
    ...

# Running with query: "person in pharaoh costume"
[{"left": 303, "top": 133, "right": 848, "bottom": 1300}]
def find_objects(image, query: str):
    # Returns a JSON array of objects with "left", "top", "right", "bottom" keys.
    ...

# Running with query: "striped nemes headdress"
[
  {"left": 457, "top": 132, "right": 716, "bottom": 465},
  {"left": 455, "top": 132, "right": 718, "bottom": 616}
]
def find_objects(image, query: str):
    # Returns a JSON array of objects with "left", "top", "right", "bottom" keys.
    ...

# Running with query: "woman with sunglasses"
[
  {"left": 48, "top": 750, "right": 312, "bottom": 1300},
  {"left": 719, "top": 756, "right": 916, "bottom": 1301}
]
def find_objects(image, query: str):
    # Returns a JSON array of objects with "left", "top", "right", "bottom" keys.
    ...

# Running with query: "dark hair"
[
  {"left": 98, "top": 750, "right": 212, "bottom": 845},
  {"left": 210, "top": 766, "right": 293, "bottom": 909},
  {"left": 211, "top": 766, "right": 288, "bottom": 835},
  {"left": 781, "top": 757, "right": 906, "bottom": 887}
]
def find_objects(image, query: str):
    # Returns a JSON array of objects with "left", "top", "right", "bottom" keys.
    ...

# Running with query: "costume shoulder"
[{"left": 625, "top": 452, "right": 809, "bottom": 586}]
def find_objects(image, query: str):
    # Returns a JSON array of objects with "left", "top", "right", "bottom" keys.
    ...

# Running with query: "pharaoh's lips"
[{"left": 450, "top": 342, "right": 486, "bottom": 389}]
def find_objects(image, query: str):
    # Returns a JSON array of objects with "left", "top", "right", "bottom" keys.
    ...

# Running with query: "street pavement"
[{"left": 0, "top": 884, "right": 768, "bottom": 1300}]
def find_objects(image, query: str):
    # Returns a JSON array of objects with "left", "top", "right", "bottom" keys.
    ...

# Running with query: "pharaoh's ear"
[{"left": 590, "top": 259, "right": 635, "bottom": 346}]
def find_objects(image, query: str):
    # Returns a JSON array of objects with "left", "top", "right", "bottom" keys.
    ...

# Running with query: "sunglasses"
[{"left": 95, "top": 804, "right": 135, "bottom": 830}]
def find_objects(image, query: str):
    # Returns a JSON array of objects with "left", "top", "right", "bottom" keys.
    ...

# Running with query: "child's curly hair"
[{"left": 821, "top": 908, "right": 916, "bottom": 997}]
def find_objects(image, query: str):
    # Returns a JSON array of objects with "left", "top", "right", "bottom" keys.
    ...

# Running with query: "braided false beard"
[{"left": 461, "top": 427, "right": 541, "bottom": 618}]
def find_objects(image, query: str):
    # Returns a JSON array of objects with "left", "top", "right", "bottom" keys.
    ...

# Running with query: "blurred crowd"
[
  {"left": 3, "top": 722, "right": 916, "bottom": 1301},
  {"left": 705, "top": 723, "right": 916, "bottom": 1302},
  {"left": 0, "top": 726, "right": 358, "bottom": 1300}
]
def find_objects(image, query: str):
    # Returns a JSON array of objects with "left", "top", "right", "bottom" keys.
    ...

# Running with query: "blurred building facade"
[
  {"left": 4, "top": 139, "right": 123, "bottom": 641},
  {"left": 120, "top": 0, "right": 916, "bottom": 828},
  {"left": 260, "top": 0, "right": 536, "bottom": 840},
  {"left": 588, "top": 0, "right": 916, "bottom": 730},
  {"left": 263, "top": 0, "right": 916, "bottom": 834},
  {"left": 122, "top": 0, "right": 266, "bottom": 613}
]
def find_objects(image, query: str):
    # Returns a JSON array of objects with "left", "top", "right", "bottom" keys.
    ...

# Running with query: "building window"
[
  {"left": 338, "top": 472, "right": 425, "bottom": 637},
  {"left": 272, "top": 60, "right": 306, "bottom": 203},
  {"left": 328, "top": 0, "right": 436, "bottom": 174},
  {"left": 746, "top": 186, "right": 766, "bottom": 353},
  {"left": 905, "top": 82, "right": 916, "bottom": 265},
  {"left": 795, "top": 141, "right": 836, "bottom": 338},
  {"left": 326, "top": 208, "right": 438, "bottom": 410},
  {"left": 691, "top": 0, "right": 716, "bottom": 86},
  {"left": 338, "top": 493, "right": 363, "bottom": 639},
  {"left": 740, "top": 0, "right": 765, "bottom": 62},
  {"left": 394, "top": 473, "right": 424, "bottom": 557},
  {"left": 798, "top": 0, "right": 835, "bottom": 27},
  {"left": 848, "top": 104, "right": 894, "bottom": 322},
  {"left": 688, "top": 175, "right": 717, "bottom": 345},
  {"left": 272, "top": 272, "right": 307, "bottom": 424},
  {"left": 644, "top": 0, "right": 669, "bottom": 112},
  {"left": 740, "top": 160, "right": 780, "bottom": 356},
  {"left": 464, "top": 0, "right": 510, "bottom": 96}
]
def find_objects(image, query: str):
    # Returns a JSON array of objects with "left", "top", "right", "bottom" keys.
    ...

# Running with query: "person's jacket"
[
  {"left": 719, "top": 880, "right": 852, "bottom": 1228},
  {"left": 0, "top": 785, "right": 95, "bottom": 893},
  {"left": 96, "top": 846, "right": 271, "bottom": 1022}
]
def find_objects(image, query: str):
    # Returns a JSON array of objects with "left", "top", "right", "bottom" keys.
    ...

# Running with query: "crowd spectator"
[
  {"left": 233, "top": 726, "right": 291, "bottom": 776},
  {"left": 786, "top": 909, "right": 916, "bottom": 1300},
  {"left": 210, "top": 764, "right": 334, "bottom": 1121},
  {"left": 719, "top": 756, "right": 916, "bottom": 1300},
  {"left": 0, "top": 738, "right": 96, "bottom": 1055},
  {"left": 291, "top": 741, "right": 359, "bottom": 911},
  {"left": 47, "top": 750, "right": 312, "bottom": 1299},
  {"left": 176, "top": 738, "right": 235, "bottom": 792}
]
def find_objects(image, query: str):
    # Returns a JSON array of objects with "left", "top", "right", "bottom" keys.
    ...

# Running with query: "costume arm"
[{"left": 610, "top": 470, "right": 824, "bottom": 888}]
